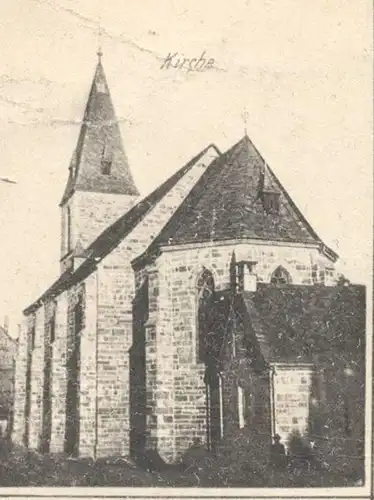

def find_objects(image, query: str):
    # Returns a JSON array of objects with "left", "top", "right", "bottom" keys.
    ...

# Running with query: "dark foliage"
[{"left": 0, "top": 436, "right": 364, "bottom": 488}]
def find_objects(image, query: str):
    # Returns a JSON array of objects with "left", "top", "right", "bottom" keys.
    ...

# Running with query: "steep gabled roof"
[
  {"left": 135, "top": 135, "right": 338, "bottom": 265},
  {"left": 60, "top": 60, "right": 139, "bottom": 205},
  {"left": 240, "top": 284, "right": 366, "bottom": 364},
  {"left": 24, "top": 144, "right": 220, "bottom": 315}
]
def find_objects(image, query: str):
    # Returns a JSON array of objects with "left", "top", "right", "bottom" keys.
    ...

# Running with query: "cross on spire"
[
  {"left": 241, "top": 108, "right": 249, "bottom": 135},
  {"left": 97, "top": 21, "right": 103, "bottom": 62}
]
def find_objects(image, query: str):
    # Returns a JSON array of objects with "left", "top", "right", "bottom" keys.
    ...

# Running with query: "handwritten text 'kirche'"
[{"left": 160, "top": 51, "right": 215, "bottom": 71}]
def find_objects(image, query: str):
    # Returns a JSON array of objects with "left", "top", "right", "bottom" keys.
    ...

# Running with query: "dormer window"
[
  {"left": 263, "top": 191, "right": 280, "bottom": 214},
  {"left": 101, "top": 146, "right": 112, "bottom": 175}
]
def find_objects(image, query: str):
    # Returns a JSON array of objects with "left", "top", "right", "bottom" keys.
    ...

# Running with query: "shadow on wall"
[
  {"left": 129, "top": 278, "right": 148, "bottom": 457},
  {"left": 305, "top": 364, "right": 365, "bottom": 481}
]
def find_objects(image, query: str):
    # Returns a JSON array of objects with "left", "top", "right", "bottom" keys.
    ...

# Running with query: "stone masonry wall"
[
  {"left": 74, "top": 191, "right": 138, "bottom": 253},
  {"left": 141, "top": 240, "right": 336, "bottom": 460},
  {"left": 28, "top": 307, "right": 45, "bottom": 450},
  {"left": 65, "top": 282, "right": 86, "bottom": 456},
  {"left": 91, "top": 146, "right": 219, "bottom": 457},
  {"left": 60, "top": 191, "right": 138, "bottom": 271},
  {"left": 12, "top": 315, "right": 32, "bottom": 446},
  {"left": 0, "top": 329, "right": 16, "bottom": 420},
  {"left": 78, "top": 273, "right": 98, "bottom": 457},
  {"left": 15, "top": 148, "right": 219, "bottom": 458},
  {"left": 96, "top": 265, "right": 132, "bottom": 457},
  {"left": 50, "top": 291, "right": 68, "bottom": 453},
  {"left": 16, "top": 277, "right": 98, "bottom": 456},
  {"left": 271, "top": 364, "right": 313, "bottom": 447},
  {"left": 143, "top": 263, "right": 177, "bottom": 460}
]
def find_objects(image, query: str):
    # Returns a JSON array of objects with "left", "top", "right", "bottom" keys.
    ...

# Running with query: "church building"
[{"left": 12, "top": 55, "right": 365, "bottom": 464}]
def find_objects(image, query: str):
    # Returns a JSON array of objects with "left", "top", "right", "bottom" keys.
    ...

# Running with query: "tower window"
[
  {"left": 263, "top": 191, "right": 280, "bottom": 214},
  {"left": 101, "top": 158, "right": 112, "bottom": 175},
  {"left": 271, "top": 266, "right": 292, "bottom": 285},
  {"left": 101, "top": 146, "right": 112, "bottom": 175}
]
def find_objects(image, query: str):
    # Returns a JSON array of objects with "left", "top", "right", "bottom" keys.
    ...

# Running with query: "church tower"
[{"left": 59, "top": 52, "right": 139, "bottom": 272}]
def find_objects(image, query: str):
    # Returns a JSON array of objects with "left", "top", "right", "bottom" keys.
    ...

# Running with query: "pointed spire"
[{"left": 60, "top": 57, "right": 139, "bottom": 205}]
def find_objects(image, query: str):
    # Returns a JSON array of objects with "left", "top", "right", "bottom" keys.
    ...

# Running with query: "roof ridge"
[
  {"left": 24, "top": 143, "right": 221, "bottom": 315},
  {"left": 145, "top": 134, "right": 338, "bottom": 254},
  {"left": 132, "top": 147, "right": 228, "bottom": 267}
]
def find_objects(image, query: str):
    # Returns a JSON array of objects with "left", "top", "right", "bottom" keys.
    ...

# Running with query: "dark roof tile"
[
  {"left": 241, "top": 284, "right": 366, "bottom": 364},
  {"left": 24, "top": 144, "right": 220, "bottom": 315},
  {"left": 60, "top": 61, "right": 139, "bottom": 205},
  {"left": 136, "top": 135, "right": 337, "bottom": 264}
]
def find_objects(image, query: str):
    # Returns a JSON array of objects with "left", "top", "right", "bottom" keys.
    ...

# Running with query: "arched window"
[
  {"left": 270, "top": 266, "right": 291, "bottom": 285},
  {"left": 197, "top": 269, "right": 215, "bottom": 362}
]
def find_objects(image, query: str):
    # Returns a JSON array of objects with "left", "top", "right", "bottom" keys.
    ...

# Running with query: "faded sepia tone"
[{"left": 0, "top": 0, "right": 372, "bottom": 498}]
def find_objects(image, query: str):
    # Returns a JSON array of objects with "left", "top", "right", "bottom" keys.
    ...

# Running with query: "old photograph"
[{"left": 0, "top": 0, "right": 372, "bottom": 497}]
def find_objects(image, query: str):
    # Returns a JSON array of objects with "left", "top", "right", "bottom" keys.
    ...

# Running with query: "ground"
[{"left": 0, "top": 437, "right": 364, "bottom": 488}]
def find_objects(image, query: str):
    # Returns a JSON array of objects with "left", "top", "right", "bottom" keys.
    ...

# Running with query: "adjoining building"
[{"left": 0, "top": 318, "right": 17, "bottom": 438}]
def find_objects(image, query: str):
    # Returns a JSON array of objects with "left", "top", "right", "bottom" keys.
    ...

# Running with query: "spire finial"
[
  {"left": 241, "top": 108, "right": 249, "bottom": 136},
  {"left": 97, "top": 21, "right": 103, "bottom": 62}
]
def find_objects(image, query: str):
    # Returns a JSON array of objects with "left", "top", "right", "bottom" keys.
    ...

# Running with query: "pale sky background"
[{"left": 0, "top": 0, "right": 372, "bottom": 338}]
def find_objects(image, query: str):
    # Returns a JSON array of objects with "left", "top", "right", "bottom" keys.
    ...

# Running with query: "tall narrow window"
[
  {"left": 65, "top": 206, "right": 72, "bottom": 253},
  {"left": 101, "top": 145, "right": 112, "bottom": 175},
  {"left": 30, "top": 325, "right": 36, "bottom": 351},
  {"left": 41, "top": 308, "right": 56, "bottom": 454},
  {"left": 24, "top": 324, "right": 35, "bottom": 447},
  {"left": 65, "top": 295, "right": 83, "bottom": 456},
  {"left": 197, "top": 269, "right": 215, "bottom": 362},
  {"left": 270, "top": 266, "right": 291, "bottom": 285},
  {"left": 50, "top": 311, "right": 56, "bottom": 344}
]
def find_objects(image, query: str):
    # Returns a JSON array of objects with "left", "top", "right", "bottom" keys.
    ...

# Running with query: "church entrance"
[{"left": 64, "top": 298, "right": 82, "bottom": 457}]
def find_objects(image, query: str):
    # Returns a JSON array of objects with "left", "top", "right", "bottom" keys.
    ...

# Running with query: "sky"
[{"left": 0, "top": 0, "right": 372, "bottom": 338}]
